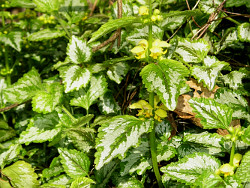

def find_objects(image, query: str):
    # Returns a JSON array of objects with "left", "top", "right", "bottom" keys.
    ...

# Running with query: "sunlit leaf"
[
  {"left": 222, "top": 70, "right": 247, "bottom": 90},
  {"left": 98, "top": 91, "right": 121, "bottom": 115},
  {"left": 238, "top": 23, "right": 250, "bottom": 42},
  {"left": 10, "top": 0, "right": 35, "bottom": 8},
  {"left": 67, "top": 35, "right": 92, "bottom": 64},
  {"left": 107, "top": 62, "right": 129, "bottom": 84},
  {"left": 28, "top": 29, "right": 66, "bottom": 41},
  {"left": 194, "top": 170, "right": 224, "bottom": 188},
  {"left": 58, "top": 65, "right": 91, "bottom": 93},
  {"left": 191, "top": 56, "right": 229, "bottom": 90},
  {"left": 117, "top": 178, "right": 144, "bottom": 188},
  {"left": 2, "top": 161, "right": 39, "bottom": 188},
  {"left": 42, "top": 157, "right": 64, "bottom": 179},
  {"left": 140, "top": 59, "right": 189, "bottom": 111},
  {"left": 3, "top": 67, "right": 42, "bottom": 103},
  {"left": 95, "top": 116, "right": 152, "bottom": 170},
  {"left": 0, "top": 144, "right": 22, "bottom": 168},
  {"left": 70, "top": 177, "right": 95, "bottom": 188},
  {"left": 33, "top": 0, "right": 59, "bottom": 12},
  {"left": 161, "top": 153, "right": 221, "bottom": 185},
  {"left": 0, "top": 31, "right": 22, "bottom": 51},
  {"left": 189, "top": 98, "right": 233, "bottom": 129},
  {"left": 70, "top": 74, "right": 108, "bottom": 111},
  {"left": 235, "top": 151, "right": 250, "bottom": 182},
  {"left": 241, "top": 126, "right": 250, "bottom": 145},
  {"left": 58, "top": 148, "right": 90, "bottom": 178}
]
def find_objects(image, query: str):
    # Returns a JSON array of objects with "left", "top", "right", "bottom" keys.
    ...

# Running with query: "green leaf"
[
  {"left": 226, "top": 0, "right": 250, "bottom": 8},
  {"left": 33, "top": 0, "right": 60, "bottom": 12},
  {"left": 95, "top": 115, "right": 152, "bottom": 170},
  {"left": 70, "top": 177, "right": 95, "bottom": 188},
  {"left": 67, "top": 35, "right": 92, "bottom": 64},
  {"left": 161, "top": 153, "right": 221, "bottom": 185},
  {"left": 42, "top": 157, "right": 64, "bottom": 179},
  {"left": 107, "top": 62, "right": 129, "bottom": 84},
  {"left": 236, "top": 151, "right": 250, "bottom": 182},
  {"left": 10, "top": 0, "right": 35, "bottom": 8},
  {"left": 174, "top": 38, "right": 210, "bottom": 63},
  {"left": 191, "top": 56, "right": 229, "bottom": 90},
  {"left": 189, "top": 98, "right": 233, "bottom": 129},
  {"left": 140, "top": 59, "right": 189, "bottom": 111},
  {"left": 58, "top": 65, "right": 91, "bottom": 93},
  {"left": 59, "top": 0, "right": 88, "bottom": 24},
  {"left": 238, "top": 23, "right": 250, "bottom": 42},
  {"left": 95, "top": 160, "right": 118, "bottom": 187},
  {"left": 215, "top": 88, "right": 250, "bottom": 121},
  {"left": 46, "top": 174, "right": 70, "bottom": 186},
  {"left": 58, "top": 148, "right": 90, "bottom": 178},
  {"left": 28, "top": 29, "right": 66, "bottom": 41},
  {"left": 70, "top": 74, "right": 108, "bottom": 111},
  {"left": 242, "top": 126, "right": 250, "bottom": 145},
  {"left": 89, "top": 17, "right": 141, "bottom": 43},
  {"left": 0, "top": 178, "right": 12, "bottom": 188},
  {"left": 0, "top": 31, "right": 22, "bottom": 51},
  {"left": 155, "top": 120, "right": 172, "bottom": 141},
  {"left": 2, "top": 161, "right": 39, "bottom": 188},
  {"left": 0, "top": 144, "right": 22, "bottom": 168},
  {"left": 19, "top": 112, "right": 61, "bottom": 144},
  {"left": 32, "top": 82, "right": 63, "bottom": 114},
  {"left": 117, "top": 178, "right": 144, "bottom": 188},
  {"left": 222, "top": 71, "right": 247, "bottom": 90},
  {"left": 0, "top": 120, "right": 16, "bottom": 142},
  {"left": 194, "top": 170, "right": 224, "bottom": 188},
  {"left": 66, "top": 127, "right": 95, "bottom": 153},
  {"left": 71, "top": 114, "right": 94, "bottom": 128},
  {"left": 3, "top": 67, "right": 42, "bottom": 103},
  {"left": 98, "top": 91, "right": 121, "bottom": 115}
]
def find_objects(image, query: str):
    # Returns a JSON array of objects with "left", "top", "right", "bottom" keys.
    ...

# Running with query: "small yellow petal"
[
  {"left": 151, "top": 15, "right": 157, "bottom": 22},
  {"left": 129, "top": 103, "right": 143, "bottom": 109},
  {"left": 233, "top": 153, "right": 242, "bottom": 167},
  {"left": 139, "top": 6, "right": 149, "bottom": 16},
  {"left": 155, "top": 109, "right": 167, "bottom": 118},
  {"left": 138, "top": 39, "right": 148, "bottom": 49},
  {"left": 153, "top": 9, "right": 160, "bottom": 15},
  {"left": 131, "top": 46, "right": 144, "bottom": 54}
]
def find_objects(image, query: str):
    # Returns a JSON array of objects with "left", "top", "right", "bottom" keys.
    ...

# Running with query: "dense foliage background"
[{"left": 0, "top": 0, "right": 250, "bottom": 187}]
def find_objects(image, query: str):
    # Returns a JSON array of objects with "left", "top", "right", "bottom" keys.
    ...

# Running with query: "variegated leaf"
[
  {"left": 0, "top": 144, "right": 22, "bottom": 168},
  {"left": 33, "top": 0, "right": 59, "bottom": 12},
  {"left": 58, "top": 65, "right": 91, "bottom": 93},
  {"left": 3, "top": 67, "right": 42, "bottom": 103},
  {"left": 222, "top": 70, "right": 247, "bottom": 90},
  {"left": 235, "top": 151, "right": 250, "bottom": 182},
  {"left": 238, "top": 22, "right": 250, "bottom": 42},
  {"left": 107, "top": 62, "right": 129, "bottom": 84},
  {"left": 191, "top": 56, "right": 229, "bottom": 90},
  {"left": 95, "top": 116, "right": 152, "bottom": 170},
  {"left": 67, "top": 35, "right": 92, "bottom": 64},
  {"left": 0, "top": 31, "right": 22, "bottom": 51},
  {"left": 189, "top": 98, "right": 233, "bottom": 129},
  {"left": 32, "top": 82, "right": 63, "bottom": 114},
  {"left": 140, "top": 59, "right": 189, "bottom": 111},
  {"left": 174, "top": 38, "right": 210, "bottom": 63},
  {"left": 70, "top": 177, "right": 95, "bottom": 188},
  {"left": 28, "top": 29, "right": 66, "bottom": 41},
  {"left": 70, "top": 74, "right": 108, "bottom": 111},
  {"left": 161, "top": 153, "right": 221, "bottom": 185}
]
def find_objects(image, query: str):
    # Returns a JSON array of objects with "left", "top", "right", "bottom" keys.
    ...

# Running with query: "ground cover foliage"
[{"left": 0, "top": 0, "right": 250, "bottom": 187}]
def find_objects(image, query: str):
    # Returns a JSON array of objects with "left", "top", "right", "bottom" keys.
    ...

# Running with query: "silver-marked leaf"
[
  {"left": 42, "top": 157, "right": 64, "bottom": 179},
  {"left": 117, "top": 178, "right": 144, "bottom": 188},
  {"left": 3, "top": 67, "right": 42, "bottom": 103},
  {"left": 107, "top": 62, "right": 129, "bottom": 84},
  {"left": 59, "top": 65, "right": 91, "bottom": 93},
  {"left": 95, "top": 115, "right": 152, "bottom": 170},
  {"left": 67, "top": 35, "right": 92, "bottom": 64},
  {"left": 46, "top": 174, "right": 70, "bottom": 187},
  {"left": 241, "top": 126, "right": 250, "bottom": 145},
  {"left": 238, "top": 22, "right": 250, "bottom": 42},
  {"left": 191, "top": 56, "right": 229, "bottom": 90},
  {"left": 58, "top": 148, "right": 90, "bottom": 178},
  {"left": 2, "top": 161, "right": 39, "bottom": 188},
  {"left": 175, "top": 38, "right": 210, "bottom": 63},
  {"left": 28, "top": 29, "right": 66, "bottom": 41},
  {"left": 161, "top": 153, "right": 221, "bottom": 185},
  {"left": 71, "top": 114, "right": 94, "bottom": 128},
  {"left": 215, "top": 88, "right": 250, "bottom": 121},
  {"left": 10, "top": 0, "right": 35, "bottom": 8},
  {"left": 89, "top": 17, "right": 141, "bottom": 43},
  {"left": 98, "top": 91, "right": 121, "bottom": 115},
  {"left": 194, "top": 170, "right": 224, "bottom": 188},
  {"left": 235, "top": 151, "right": 250, "bottom": 182},
  {"left": 222, "top": 70, "right": 247, "bottom": 90},
  {"left": 66, "top": 127, "right": 95, "bottom": 153},
  {"left": 189, "top": 98, "right": 233, "bottom": 129},
  {"left": 59, "top": 0, "right": 88, "bottom": 24},
  {"left": 19, "top": 112, "right": 61, "bottom": 144},
  {"left": 32, "top": 82, "right": 63, "bottom": 114},
  {"left": 0, "top": 144, "right": 22, "bottom": 168},
  {"left": 33, "top": 0, "right": 59, "bottom": 12},
  {"left": 70, "top": 74, "right": 108, "bottom": 111},
  {"left": 70, "top": 177, "right": 95, "bottom": 188},
  {"left": 0, "top": 31, "right": 22, "bottom": 51},
  {"left": 140, "top": 59, "right": 189, "bottom": 111}
]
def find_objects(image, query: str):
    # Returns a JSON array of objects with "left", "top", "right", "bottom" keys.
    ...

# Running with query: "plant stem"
[
  {"left": 4, "top": 46, "right": 11, "bottom": 86},
  {"left": 229, "top": 141, "right": 236, "bottom": 166},
  {"left": 148, "top": 0, "right": 163, "bottom": 187},
  {"left": 62, "top": 105, "right": 76, "bottom": 121}
]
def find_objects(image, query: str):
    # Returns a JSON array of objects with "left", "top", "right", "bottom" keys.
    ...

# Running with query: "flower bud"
[
  {"left": 153, "top": 9, "right": 160, "bottom": 15},
  {"left": 151, "top": 15, "right": 157, "bottom": 22},
  {"left": 228, "top": 127, "right": 235, "bottom": 133},
  {"left": 139, "top": 6, "right": 149, "bottom": 16}
]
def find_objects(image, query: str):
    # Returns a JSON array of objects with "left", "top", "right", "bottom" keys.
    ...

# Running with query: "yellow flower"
[
  {"left": 218, "top": 164, "right": 234, "bottom": 177},
  {"left": 150, "top": 46, "right": 163, "bottom": 59},
  {"left": 153, "top": 39, "right": 171, "bottom": 48},
  {"left": 153, "top": 9, "right": 160, "bottom": 15},
  {"left": 156, "top": 15, "right": 163, "bottom": 21},
  {"left": 233, "top": 153, "right": 242, "bottom": 167},
  {"left": 138, "top": 39, "right": 148, "bottom": 48},
  {"left": 151, "top": 15, "right": 157, "bottom": 22},
  {"left": 129, "top": 100, "right": 153, "bottom": 118},
  {"left": 131, "top": 46, "right": 146, "bottom": 59},
  {"left": 139, "top": 6, "right": 149, "bottom": 16}
]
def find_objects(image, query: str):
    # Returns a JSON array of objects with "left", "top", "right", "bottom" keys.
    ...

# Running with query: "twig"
[
  {"left": 185, "top": 0, "right": 201, "bottom": 28},
  {"left": 89, "top": 0, "right": 98, "bottom": 17},
  {"left": 0, "top": 100, "right": 31, "bottom": 113}
]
